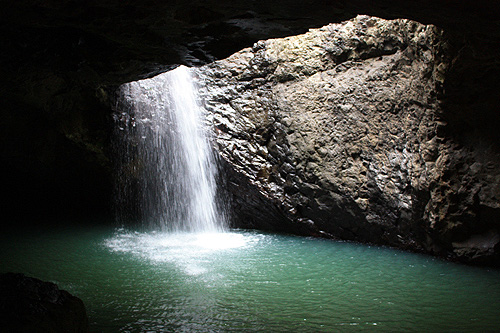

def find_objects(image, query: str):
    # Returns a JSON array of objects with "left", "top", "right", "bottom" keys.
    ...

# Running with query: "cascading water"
[
  {"left": 113, "top": 65, "right": 226, "bottom": 233},
  {"left": 4, "top": 67, "right": 499, "bottom": 333}
]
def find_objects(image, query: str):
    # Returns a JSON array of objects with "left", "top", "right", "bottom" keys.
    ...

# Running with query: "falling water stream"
[
  {"left": 2, "top": 66, "right": 499, "bottom": 331},
  {"left": 114, "top": 65, "right": 225, "bottom": 233}
]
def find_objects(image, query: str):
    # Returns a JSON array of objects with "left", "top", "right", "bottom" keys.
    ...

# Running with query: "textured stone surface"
[
  {"left": 1, "top": 1, "right": 499, "bottom": 264},
  {"left": 198, "top": 16, "right": 500, "bottom": 265},
  {"left": 0, "top": 273, "right": 89, "bottom": 332}
]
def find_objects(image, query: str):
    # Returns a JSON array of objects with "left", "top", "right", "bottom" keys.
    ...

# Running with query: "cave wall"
[
  {"left": 1, "top": 0, "right": 499, "bottom": 262},
  {"left": 198, "top": 16, "right": 500, "bottom": 265},
  {"left": 1, "top": 87, "right": 112, "bottom": 225}
]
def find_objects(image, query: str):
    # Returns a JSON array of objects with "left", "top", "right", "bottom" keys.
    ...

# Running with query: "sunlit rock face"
[
  {"left": 1, "top": 0, "right": 499, "bottom": 264},
  {"left": 198, "top": 16, "right": 500, "bottom": 265}
]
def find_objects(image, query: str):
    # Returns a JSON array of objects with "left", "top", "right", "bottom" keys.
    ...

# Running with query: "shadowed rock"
[
  {"left": 0, "top": 273, "right": 89, "bottom": 332},
  {"left": 1, "top": 1, "right": 499, "bottom": 265}
]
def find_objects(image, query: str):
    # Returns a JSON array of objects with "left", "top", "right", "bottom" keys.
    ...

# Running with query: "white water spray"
[{"left": 114, "top": 65, "right": 226, "bottom": 233}]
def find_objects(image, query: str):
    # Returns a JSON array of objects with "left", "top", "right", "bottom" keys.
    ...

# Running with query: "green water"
[{"left": 1, "top": 225, "right": 499, "bottom": 332}]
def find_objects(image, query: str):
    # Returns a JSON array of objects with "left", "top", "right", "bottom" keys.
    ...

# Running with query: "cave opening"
[{"left": 2, "top": 2, "right": 500, "bottom": 330}]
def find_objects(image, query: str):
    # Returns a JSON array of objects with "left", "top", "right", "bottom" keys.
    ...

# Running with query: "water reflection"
[{"left": 1, "top": 227, "right": 499, "bottom": 331}]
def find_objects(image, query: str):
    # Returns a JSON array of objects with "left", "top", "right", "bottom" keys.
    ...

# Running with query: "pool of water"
[{"left": 1, "top": 225, "right": 499, "bottom": 331}]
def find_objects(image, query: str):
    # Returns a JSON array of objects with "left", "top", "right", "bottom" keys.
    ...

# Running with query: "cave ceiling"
[
  {"left": 1, "top": 0, "right": 499, "bottom": 88},
  {"left": 1, "top": 0, "right": 500, "bottom": 239}
]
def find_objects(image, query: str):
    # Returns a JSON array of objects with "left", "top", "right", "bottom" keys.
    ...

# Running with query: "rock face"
[
  {"left": 2, "top": 0, "right": 500, "bottom": 226},
  {"left": 1, "top": 1, "right": 499, "bottom": 266},
  {"left": 0, "top": 273, "right": 89, "bottom": 332},
  {"left": 198, "top": 16, "right": 500, "bottom": 265}
]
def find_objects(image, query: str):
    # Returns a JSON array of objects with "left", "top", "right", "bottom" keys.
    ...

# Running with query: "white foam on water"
[{"left": 105, "top": 230, "right": 260, "bottom": 277}]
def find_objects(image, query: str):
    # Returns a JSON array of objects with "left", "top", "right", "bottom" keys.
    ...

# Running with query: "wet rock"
[
  {"left": 2, "top": 0, "right": 500, "bottom": 265},
  {"left": 198, "top": 16, "right": 500, "bottom": 265},
  {"left": 0, "top": 273, "right": 89, "bottom": 332},
  {"left": 452, "top": 230, "right": 500, "bottom": 265}
]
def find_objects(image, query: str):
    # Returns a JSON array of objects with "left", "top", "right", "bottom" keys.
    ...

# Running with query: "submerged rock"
[
  {"left": 0, "top": 273, "right": 89, "bottom": 332},
  {"left": 198, "top": 15, "right": 500, "bottom": 265}
]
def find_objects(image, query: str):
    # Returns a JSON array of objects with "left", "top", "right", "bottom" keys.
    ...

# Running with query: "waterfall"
[{"left": 113, "top": 65, "right": 226, "bottom": 233}]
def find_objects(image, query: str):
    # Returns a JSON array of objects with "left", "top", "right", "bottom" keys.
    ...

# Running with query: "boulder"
[
  {"left": 198, "top": 16, "right": 500, "bottom": 265},
  {"left": 0, "top": 273, "right": 89, "bottom": 332}
]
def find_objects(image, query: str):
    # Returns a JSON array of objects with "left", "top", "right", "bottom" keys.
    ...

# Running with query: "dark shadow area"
[{"left": 1, "top": 94, "right": 114, "bottom": 230}]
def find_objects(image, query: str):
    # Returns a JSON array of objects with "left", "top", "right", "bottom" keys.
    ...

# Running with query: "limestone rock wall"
[{"left": 198, "top": 16, "right": 500, "bottom": 265}]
